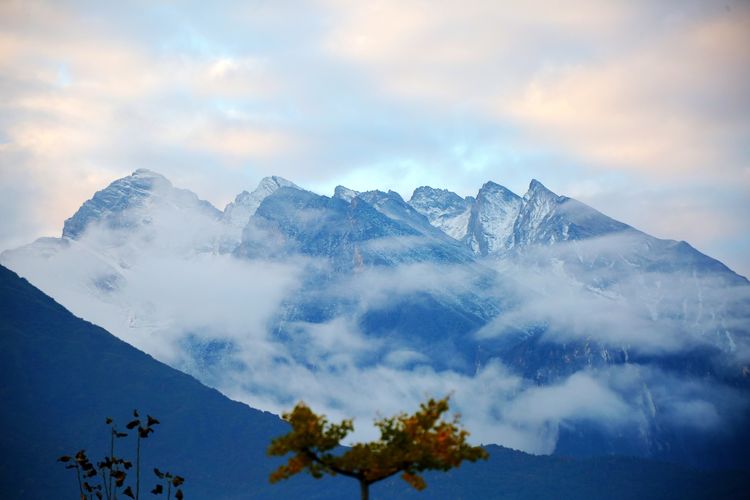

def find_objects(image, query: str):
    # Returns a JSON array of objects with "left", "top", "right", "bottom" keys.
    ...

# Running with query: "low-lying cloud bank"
[{"left": 2, "top": 196, "right": 748, "bottom": 457}]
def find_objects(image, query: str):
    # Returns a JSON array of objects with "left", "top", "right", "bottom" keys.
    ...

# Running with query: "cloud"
[
  {"left": 323, "top": 0, "right": 749, "bottom": 174},
  {"left": 5, "top": 188, "right": 747, "bottom": 457},
  {"left": 476, "top": 234, "right": 750, "bottom": 363}
]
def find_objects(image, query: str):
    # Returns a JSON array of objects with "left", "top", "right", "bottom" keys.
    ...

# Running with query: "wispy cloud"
[
  {"left": 1, "top": 1, "right": 748, "bottom": 271},
  {"left": 3, "top": 184, "right": 747, "bottom": 455}
]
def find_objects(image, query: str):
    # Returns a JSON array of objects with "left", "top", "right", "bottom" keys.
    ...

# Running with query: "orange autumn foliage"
[{"left": 267, "top": 396, "right": 488, "bottom": 500}]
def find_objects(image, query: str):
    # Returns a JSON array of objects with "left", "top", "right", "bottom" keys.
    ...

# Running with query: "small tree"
[{"left": 268, "top": 396, "right": 488, "bottom": 500}]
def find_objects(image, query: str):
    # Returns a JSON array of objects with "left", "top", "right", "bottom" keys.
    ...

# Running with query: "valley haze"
[{"left": 2, "top": 169, "right": 748, "bottom": 471}]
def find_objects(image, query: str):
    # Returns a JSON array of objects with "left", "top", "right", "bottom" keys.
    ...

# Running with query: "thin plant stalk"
[
  {"left": 109, "top": 428, "right": 115, "bottom": 499},
  {"left": 75, "top": 464, "right": 84, "bottom": 500},
  {"left": 136, "top": 433, "right": 141, "bottom": 500},
  {"left": 100, "top": 469, "right": 111, "bottom": 500}
]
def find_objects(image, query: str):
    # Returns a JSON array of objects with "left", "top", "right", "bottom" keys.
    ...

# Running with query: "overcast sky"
[{"left": 1, "top": 0, "right": 748, "bottom": 276}]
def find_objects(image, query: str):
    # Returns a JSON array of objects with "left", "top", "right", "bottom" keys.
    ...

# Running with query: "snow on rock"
[
  {"left": 408, "top": 186, "right": 474, "bottom": 240},
  {"left": 223, "top": 176, "right": 298, "bottom": 230},
  {"left": 333, "top": 185, "right": 359, "bottom": 202},
  {"left": 63, "top": 169, "right": 221, "bottom": 240},
  {"left": 465, "top": 181, "right": 523, "bottom": 255}
]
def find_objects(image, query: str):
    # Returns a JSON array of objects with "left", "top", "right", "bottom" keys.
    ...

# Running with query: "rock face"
[
  {"left": 465, "top": 181, "right": 523, "bottom": 255},
  {"left": 3, "top": 170, "right": 749, "bottom": 470},
  {"left": 409, "top": 179, "right": 633, "bottom": 255},
  {"left": 63, "top": 169, "right": 221, "bottom": 239},
  {"left": 333, "top": 185, "right": 359, "bottom": 202},
  {"left": 238, "top": 187, "right": 473, "bottom": 269},
  {"left": 409, "top": 186, "right": 474, "bottom": 240},
  {"left": 223, "top": 176, "right": 298, "bottom": 231}
]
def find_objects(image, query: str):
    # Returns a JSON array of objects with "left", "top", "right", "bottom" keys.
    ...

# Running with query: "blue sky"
[{"left": 1, "top": 0, "right": 749, "bottom": 276}]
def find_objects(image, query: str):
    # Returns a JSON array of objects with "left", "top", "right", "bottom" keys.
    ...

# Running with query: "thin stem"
[
  {"left": 100, "top": 468, "right": 111, "bottom": 500},
  {"left": 109, "top": 429, "right": 115, "bottom": 499},
  {"left": 136, "top": 435, "right": 141, "bottom": 500},
  {"left": 75, "top": 464, "right": 84, "bottom": 499},
  {"left": 167, "top": 481, "right": 172, "bottom": 500},
  {"left": 359, "top": 479, "right": 369, "bottom": 500}
]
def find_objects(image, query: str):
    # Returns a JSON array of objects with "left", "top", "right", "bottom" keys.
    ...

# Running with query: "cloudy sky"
[{"left": 1, "top": 0, "right": 749, "bottom": 276}]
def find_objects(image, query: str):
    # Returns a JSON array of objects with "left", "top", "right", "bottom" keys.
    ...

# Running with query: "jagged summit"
[
  {"left": 357, "top": 189, "right": 441, "bottom": 237},
  {"left": 223, "top": 176, "right": 299, "bottom": 230},
  {"left": 53, "top": 171, "right": 742, "bottom": 283},
  {"left": 465, "top": 181, "right": 523, "bottom": 255},
  {"left": 527, "top": 178, "right": 548, "bottom": 191},
  {"left": 479, "top": 181, "right": 521, "bottom": 200},
  {"left": 62, "top": 168, "right": 203, "bottom": 239},
  {"left": 409, "top": 186, "right": 467, "bottom": 207},
  {"left": 524, "top": 178, "right": 560, "bottom": 202},
  {"left": 333, "top": 185, "right": 359, "bottom": 202},
  {"left": 408, "top": 186, "right": 474, "bottom": 240}
]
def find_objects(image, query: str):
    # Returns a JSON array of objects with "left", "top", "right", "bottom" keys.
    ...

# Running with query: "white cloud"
[{"left": 5, "top": 195, "right": 747, "bottom": 456}]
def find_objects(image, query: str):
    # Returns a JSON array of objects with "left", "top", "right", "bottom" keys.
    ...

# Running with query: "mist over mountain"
[
  {"left": 2, "top": 170, "right": 748, "bottom": 468},
  {"left": 5, "top": 265, "right": 749, "bottom": 499}
]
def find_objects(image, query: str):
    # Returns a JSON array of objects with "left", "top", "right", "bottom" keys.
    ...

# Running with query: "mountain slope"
[
  {"left": 239, "top": 186, "right": 474, "bottom": 268},
  {"left": 0, "top": 264, "right": 355, "bottom": 499},
  {"left": 63, "top": 169, "right": 221, "bottom": 240},
  {"left": 409, "top": 186, "right": 474, "bottom": 240},
  {"left": 1, "top": 264, "right": 748, "bottom": 499},
  {"left": 2, "top": 171, "right": 749, "bottom": 471}
]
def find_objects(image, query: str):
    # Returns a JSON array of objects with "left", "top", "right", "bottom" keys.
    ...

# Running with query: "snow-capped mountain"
[
  {"left": 63, "top": 168, "right": 221, "bottom": 240},
  {"left": 222, "top": 176, "right": 298, "bottom": 245},
  {"left": 237, "top": 185, "right": 474, "bottom": 270},
  {"left": 464, "top": 181, "right": 523, "bottom": 255},
  {"left": 2, "top": 170, "right": 748, "bottom": 469},
  {"left": 333, "top": 185, "right": 359, "bottom": 202},
  {"left": 408, "top": 186, "right": 474, "bottom": 240},
  {"left": 411, "top": 178, "right": 639, "bottom": 255}
]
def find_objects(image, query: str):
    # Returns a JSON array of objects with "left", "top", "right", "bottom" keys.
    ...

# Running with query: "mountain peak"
[
  {"left": 386, "top": 190, "right": 405, "bottom": 203},
  {"left": 525, "top": 179, "right": 557, "bottom": 200},
  {"left": 467, "top": 181, "right": 523, "bottom": 255},
  {"left": 222, "top": 176, "right": 299, "bottom": 230},
  {"left": 257, "top": 176, "right": 297, "bottom": 192},
  {"left": 479, "top": 181, "right": 519, "bottom": 199},
  {"left": 409, "top": 186, "right": 474, "bottom": 240},
  {"left": 334, "top": 185, "right": 359, "bottom": 202},
  {"left": 62, "top": 170, "right": 174, "bottom": 239},
  {"left": 132, "top": 168, "right": 165, "bottom": 179}
]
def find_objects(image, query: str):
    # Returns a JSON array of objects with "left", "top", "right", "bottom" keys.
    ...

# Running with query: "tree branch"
[{"left": 303, "top": 449, "right": 362, "bottom": 480}]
